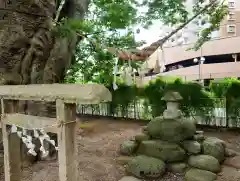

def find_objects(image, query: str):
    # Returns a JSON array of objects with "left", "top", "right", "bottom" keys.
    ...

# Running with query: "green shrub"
[{"left": 103, "top": 76, "right": 240, "bottom": 121}]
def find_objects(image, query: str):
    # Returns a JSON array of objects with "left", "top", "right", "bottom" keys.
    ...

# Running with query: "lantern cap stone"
[{"left": 161, "top": 91, "right": 182, "bottom": 102}]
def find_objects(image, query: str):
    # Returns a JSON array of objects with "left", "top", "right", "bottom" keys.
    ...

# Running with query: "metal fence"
[{"left": 77, "top": 99, "right": 240, "bottom": 128}]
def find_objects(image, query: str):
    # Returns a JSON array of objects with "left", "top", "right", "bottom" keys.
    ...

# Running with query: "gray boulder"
[
  {"left": 137, "top": 140, "right": 186, "bottom": 162},
  {"left": 193, "top": 131, "right": 205, "bottom": 142},
  {"left": 127, "top": 155, "right": 166, "bottom": 178},
  {"left": 116, "top": 156, "right": 133, "bottom": 165},
  {"left": 168, "top": 163, "right": 188, "bottom": 173},
  {"left": 134, "top": 133, "right": 150, "bottom": 142},
  {"left": 195, "top": 131, "right": 204, "bottom": 134},
  {"left": 118, "top": 176, "right": 141, "bottom": 181},
  {"left": 203, "top": 137, "right": 225, "bottom": 162},
  {"left": 188, "top": 155, "right": 221, "bottom": 173},
  {"left": 185, "top": 168, "right": 217, "bottom": 181},
  {"left": 120, "top": 141, "right": 138, "bottom": 155},
  {"left": 146, "top": 116, "right": 196, "bottom": 143},
  {"left": 193, "top": 134, "right": 205, "bottom": 142},
  {"left": 182, "top": 140, "right": 201, "bottom": 154}
]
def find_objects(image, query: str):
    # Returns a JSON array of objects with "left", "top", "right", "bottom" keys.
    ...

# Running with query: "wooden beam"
[
  {"left": 2, "top": 100, "right": 21, "bottom": 181},
  {"left": 56, "top": 99, "right": 77, "bottom": 181}
]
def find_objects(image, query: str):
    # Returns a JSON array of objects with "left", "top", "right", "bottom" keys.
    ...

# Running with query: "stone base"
[
  {"left": 119, "top": 103, "right": 231, "bottom": 180},
  {"left": 120, "top": 127, "right": 229, "bottom": 180}
]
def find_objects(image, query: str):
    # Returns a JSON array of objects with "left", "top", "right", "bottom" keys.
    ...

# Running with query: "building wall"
[
  {"left": 162, "top": 0, "right": 240, "bottom": 47},
  {"left": 220, "top": 0, "right": 240, "bottom": 38},
  {"left": 138, "top": 61, "right": 240, "bottom": 86},
  {"left": 146, "top": 0, "right": 240, "bottom": 68},
  {"left": 147, "top": 36, "right": 240, "bottom": 68},
  {"left": 141, "top": 1, "right": 240, "bottom": 85},
  {"left": 184, "top": 0, "right": 240, "bottom": 41}
]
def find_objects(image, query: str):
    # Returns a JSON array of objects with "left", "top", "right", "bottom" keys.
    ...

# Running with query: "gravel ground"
[{"left": 0, "top": 118, "right": 240, "bottom": 181}]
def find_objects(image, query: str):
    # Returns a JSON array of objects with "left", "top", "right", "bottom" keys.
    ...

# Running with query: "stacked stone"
[{"left": 119, "top": 92, "right": 235, "bottom": 181}]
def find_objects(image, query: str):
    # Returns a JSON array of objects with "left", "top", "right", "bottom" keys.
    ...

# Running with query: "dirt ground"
[{"left": 0, "top": 118, "right": 240, "bottom": 181}]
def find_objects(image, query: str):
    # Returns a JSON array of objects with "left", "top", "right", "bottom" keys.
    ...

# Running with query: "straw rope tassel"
[{"left": 113, "top": 58, "right": 118, "bottom": 90}]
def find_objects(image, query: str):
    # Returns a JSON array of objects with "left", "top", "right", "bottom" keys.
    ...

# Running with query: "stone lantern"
[{"left": 161, "top": 91, "right": 183, "bottom": 119}]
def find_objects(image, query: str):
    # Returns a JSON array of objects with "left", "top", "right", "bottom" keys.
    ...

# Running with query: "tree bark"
[
  {"left": 0, "top": 0, "right": 88, "bottom": 161},
  {"left": 0, "top": 0, "right": 79, "bottom": 115}
]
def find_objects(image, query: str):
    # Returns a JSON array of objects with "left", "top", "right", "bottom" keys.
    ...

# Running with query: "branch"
[
  {"left": 54, "top": 0, "right": 66, "bottom": 23},
  {"left": 161, "top": 0, "right": 219, "bottom": 44},
  {"left": 138, "top": 0, "right": 220, "bottom": 56}
]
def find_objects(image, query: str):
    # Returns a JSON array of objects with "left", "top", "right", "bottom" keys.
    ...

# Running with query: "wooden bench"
[{"left": 0, "top": 83, "right": 112, "bottom": 181}]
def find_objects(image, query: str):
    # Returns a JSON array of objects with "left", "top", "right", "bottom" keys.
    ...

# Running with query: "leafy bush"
[
  {"left": 104, "top": 76, "right": 215, "bottom": 118},
  {"left": 143, "top": 77, "right": 214, "bottom": 117},
  {"left": 100, "top": 76, "right": 240, "bottom": 124}
]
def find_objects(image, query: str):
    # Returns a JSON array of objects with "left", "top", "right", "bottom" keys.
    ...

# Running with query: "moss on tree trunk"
[
  {"left": 0, "top": 0, "right": 87, "bottom": 162},
  {"left": 0, "top": 0, "right": 80, "bottom": 116}
]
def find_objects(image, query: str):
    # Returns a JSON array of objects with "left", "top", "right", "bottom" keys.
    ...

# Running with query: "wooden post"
[
  {"left": 2, "top": 100, "right": 21, "bottom": 181},
  {"left": 56, "top": 99, "right": 77, "bottom": 181}
]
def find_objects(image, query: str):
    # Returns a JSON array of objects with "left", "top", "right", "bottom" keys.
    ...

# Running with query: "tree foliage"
[{"left": 57, "top": 0, "right": 228, "bottom": 83}]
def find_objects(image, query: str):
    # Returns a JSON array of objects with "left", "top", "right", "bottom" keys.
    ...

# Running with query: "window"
[
  {"left": 227, "top": 24, "right": 236, "bottom": 34},
  {"left": 228, "top": 1, "right": 236, "bottom": 9},
  {"left": 227, "top": 12, "right": 235, "bottom": 21}
]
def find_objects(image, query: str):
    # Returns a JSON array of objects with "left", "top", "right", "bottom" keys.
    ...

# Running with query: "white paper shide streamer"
[
  {"left": 113, "top": 58, "right": 118, "bottom": 90},
  {"left": 10, "top": 124, "right": 58, "bottom": 157}
]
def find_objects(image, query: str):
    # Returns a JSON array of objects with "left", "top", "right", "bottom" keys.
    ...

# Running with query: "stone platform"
[{"left": 119, "top": 92, "right": 238, "bottom": 181}]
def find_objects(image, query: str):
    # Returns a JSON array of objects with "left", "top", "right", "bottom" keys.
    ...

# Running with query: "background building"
[{"left": 142, "top": 0, "right": 240, "bottom": 85}]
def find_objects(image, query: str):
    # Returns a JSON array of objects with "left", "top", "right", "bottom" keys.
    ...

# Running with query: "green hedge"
[
  {"left": 210, "top": 77, "right": 240, "bottom": 125},
  {"left": 93, "top": 76, "right": 240, "bottom": 124},
  {"left": 106, "top": 76, "right": 214, "bottom": 117},
  {"left": 105, "top": 77, "right": 240, "bottom": 120}
]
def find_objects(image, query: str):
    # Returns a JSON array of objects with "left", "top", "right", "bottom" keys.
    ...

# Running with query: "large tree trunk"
[
  {"left": 0, "top": 0, "right": 83, "bottom": 115},
  {"left": 0, "top": 0, "right": 89, "bottom": 162}
]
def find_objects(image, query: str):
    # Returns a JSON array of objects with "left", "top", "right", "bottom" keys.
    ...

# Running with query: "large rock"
[
  {"left": 118, "top": 176, "right": 141, "bottom": 181},
  {"left": 116, "top": 156, "right": 133, "bottom": 165},
  {"left": 188, "top": 155, "right": 221, "bottom": 173},
  {"left": 193, "top": 134, "right": 205, "bottom": 142},
  {"left": 127, "top": 155, "right": 166, "bottom": 178},
  {"left": 168, "top": 163, "right": 187, "bottom": 173},
  {"left": 120, "top": 141, "right": 138, "bottom": 155},
  {"left": 193, "top": 131, "right": 205, "bottom": 142},
  {"left": 202, "top": 137, "right": 225, "bottom": 162},
  {"left": 182, "top": 140, "right": 201, "bottom": 154},
  {"left": 185, "top": 168, "right": 217, "bottom": 181},
  {"left": 137, "top": 140, "right": 186, "bottom": 162},
  {"left": 134, "top": 133, "right": 150, "bottom": 142},
  {"left": 146, "top": 116, "right": 196, "bottom": 142}
]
